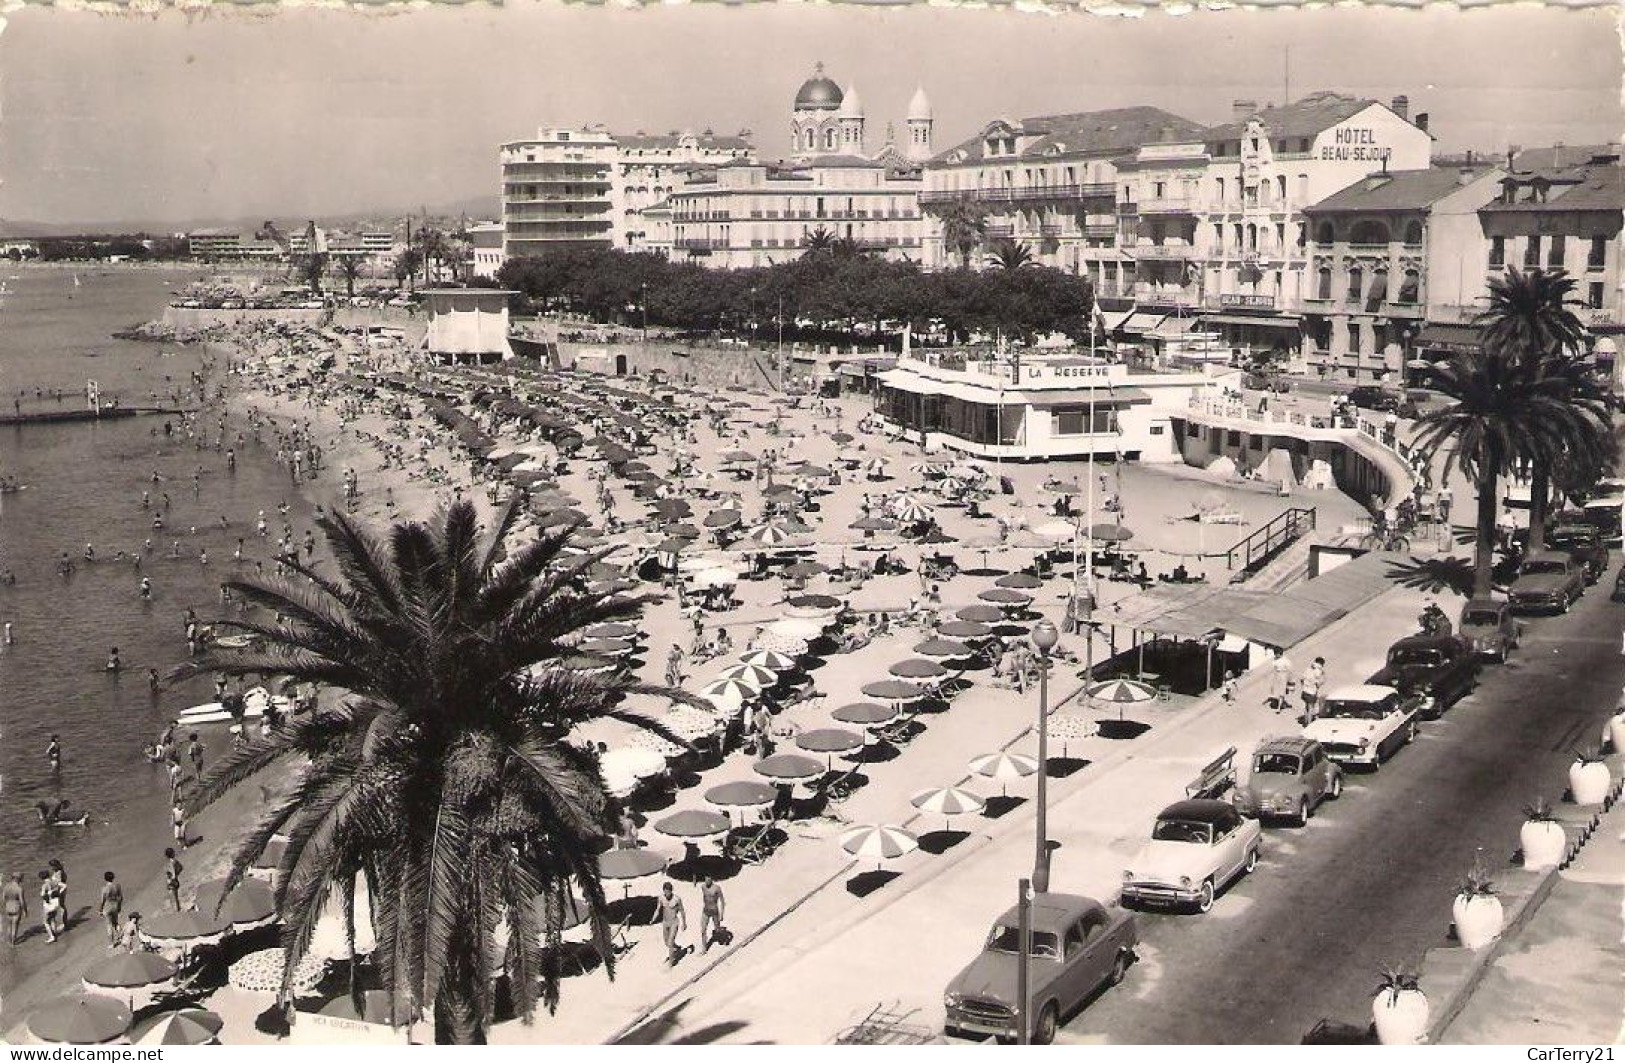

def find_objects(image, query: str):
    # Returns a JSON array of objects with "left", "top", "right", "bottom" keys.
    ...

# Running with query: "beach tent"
[
  {"left": 1204, "top": 455, "right": 1238, "bottom": 479},
  {"left": 1258, "top": 448, "right": 1300, "bottom": 492}
]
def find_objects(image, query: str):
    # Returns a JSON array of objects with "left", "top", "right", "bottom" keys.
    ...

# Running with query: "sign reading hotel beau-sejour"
[{"left": 1320, "top": 126, "right": 1393, "bottom": 164}]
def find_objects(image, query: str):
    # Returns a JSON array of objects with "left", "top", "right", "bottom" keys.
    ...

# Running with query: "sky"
[{"left": 2, "top": 2, "right": 1621, "bottom": 229}]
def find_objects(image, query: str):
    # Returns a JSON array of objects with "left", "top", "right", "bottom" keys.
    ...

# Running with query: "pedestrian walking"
[
  {"left": 751, "top": 704, "right": 774, "bottom": 756},
  {"left": 99, "top": 872, "right": 123, "bottom": 946},
  {"left": 665, "top": 644, "right": 685, "bottom": 687},
  {"left": 39, "top": 871, "right": 62, "bottom": 943},
  {"left": 656, "top": 881, "right": 688, "bottom": 966},
  {"left": 1267, "top": 650, "right": 1294, "bottom": 713},
  {"left": 1299, "top": 657, "right": 1326, "bottom": 724},
  {"left": 163, "top": 848, "right": 183, "bottom": 911},
  {"left": 3, "top": 872, "right": 26, "bottom": 945},
  {"left": 186, "top": 733, "right": 204, "bottom": 779},
  {"left": 171, "top": 802, "right": 188, "bottom": 846},
  {"left": 699, "top": 876, "right": 728, "bottom": 952}
]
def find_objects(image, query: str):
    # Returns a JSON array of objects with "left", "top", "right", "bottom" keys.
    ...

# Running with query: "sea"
[{"left": 0, "top": 266, "right": 322, "bottom": 953}]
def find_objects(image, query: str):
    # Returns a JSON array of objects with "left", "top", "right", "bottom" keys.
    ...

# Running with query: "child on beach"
[
  {"left": 121, "top": 912, "right": 142, "bottom": 952},
  {"left": 163, "top": 849, "right": 183, "bottom": 911}
]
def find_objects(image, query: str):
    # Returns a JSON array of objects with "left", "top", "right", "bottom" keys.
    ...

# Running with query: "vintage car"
[
  {"left": 1365, "top": 633, "right": 1481, "bottom": 718},
  {"left": 1508, "top": 551, "right": 1586, "bottom": 614},
  {"left": 1120, "top": 799, "right": 1262, "bottom": 914},
  {"left": 943, "top": 893, "right": 1138, "bottom": 1044},
  {"left": 1303, "top": 683, "right": 1421, "bottom": 768},
  {"left": 1348, "top": 385, "right": 1417, "bottom": 416},
  {"left": 1234, "top": 736, "right": 1343, "bottom": 825},
  {"left": 1458, "top": 597, "right": 1520, "bottom": 661},
  {"left": 1547, "top": 522, "right": 1610, "bottom": 584}
]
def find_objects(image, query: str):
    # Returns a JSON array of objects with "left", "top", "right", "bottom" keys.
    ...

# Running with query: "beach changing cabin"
[{"left": 421, "top": 289, "right": 516, "bottom": 366}]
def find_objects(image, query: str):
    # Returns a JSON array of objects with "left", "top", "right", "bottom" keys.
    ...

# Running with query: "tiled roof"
[
  {"left": 615, "top": 133, "right": 753, "bottom": 151},
  {"left": 1303, "top": 167, "right": 1498, "bottom": 213},
  {"left": 1481, "top": 163, "right": 1625, "bottom": 214},
  {"left": 931, "top": 106, "right": 1207, "bottom": 165},
  {"left": 1511, "top": 144, "right": 1621, "bottom": 172},
  {"left": 1203, "top": 92, "right": 1378, "bottom": 145}
]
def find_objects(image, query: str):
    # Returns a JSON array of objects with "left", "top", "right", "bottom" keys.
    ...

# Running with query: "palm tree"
[
  {"left": 336, "top": 256, "right": 363, "bottom": 298},
  {"left": 1475, "top": 267, "right": 1613, "bottom": 552},
  {"left": 802, "top": 227, "right": 835, "bottom": 257},
  {"left": 933, "top": 199, "right": 988, "bottom": 270},
  {"left": 1414, "top": 346, "right": 1601, "bottom": 597},
  {"left": 175, "top": 502, "right": 688, "bottom": 1043},
  {"left": 299, "top": 253, "right": 328, "bottom": 296},
  {"left": 985, "top": 237, "right": 1034, "bottom": 271},
  {"left": 830, "top": 236, "right": 863, "bottom": 259}
]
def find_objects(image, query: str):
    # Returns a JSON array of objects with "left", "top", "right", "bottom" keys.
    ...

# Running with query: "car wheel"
[
  {"left": 1034, "top": 1002, "right": 1058, "bottom": 1046},
  {"left": 1294, "top": 798, "right": 1311, "bottom": 827},
  {"left": 1195, "top": 879, "right": 1215, "bottom": 914},
  {"left": 1245, "top": 846, "right": 1260, "bottom": 873},
  {"left": 1108, "top": 951, "right": 1130, "bottom": 987},
  {"left": 1328, "top": 774, "right": 1343, "bottom": 800},
  {"left": 1405, "top": 720, "right": 1419, "bottom": 745}
]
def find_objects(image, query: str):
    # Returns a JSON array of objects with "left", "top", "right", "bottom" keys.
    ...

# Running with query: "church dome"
[
  {"left": 794, "top": 63, "right": 844, "bottom": 111},
  {"left": 838, "top": 84, "right": 864, "bottom": 119},
  {"left": 907, "top": 86, "right": 933, "bottom": 122}
]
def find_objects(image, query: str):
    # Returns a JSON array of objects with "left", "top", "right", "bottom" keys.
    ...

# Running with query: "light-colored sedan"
[
  {"left": 1121, "top": 799, "right": 1263, "bottom": 914},
  {"left": 1303, "top": 683, "right": 1421, "bottom": 768}
]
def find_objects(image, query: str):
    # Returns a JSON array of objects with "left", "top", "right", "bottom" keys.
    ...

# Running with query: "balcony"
[
  {"left": 985, "top": 223, "right": 1015, "bottom": 240},
  {"left": 1039, "top": 222, "right": 1065, "bottom": 238},
  {"left": 1128, "top": 241, "right": 1199, "bottom": 261},
  {"left": 1577, "top": 305, "right": 1621, "bottom": 327},
  {"left": 1381, "top": 300, "right": 1426, "bottom": 318},
  {"left": 1138, "top": 196, "right": 1200, "bottom": 215},
  {"left": 1082, "top": 222, "right": 1118, "bottom": 239},
  {"left": 674, "top": 238, "right": 728, "bottom": 250},
  {"left": 1132, "top": 284, "right": 1201, "bottom": 308},
  {"left": 919, "top": 182, "right": 1115, "bottom": 206}
]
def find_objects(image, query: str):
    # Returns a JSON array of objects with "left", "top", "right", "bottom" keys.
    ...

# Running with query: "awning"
[
  {"left": 1100, "top": 309, "right": 1136, "bottom": 332},
  {"left": 1416, "top": 324, "right": 1481, "bottom": 349},
  {"left": 1199, "top": 313, "right": 1304, "bottom": 329},
  {"left": 1148, "top": 316, "right": 1200, "bottom": 338},
  {"left": 1120, "top": 313, "right": 1166, "bottom": 334},
  {"left": 1015, "top": 386, "right": 1153, "bottom": 407}
]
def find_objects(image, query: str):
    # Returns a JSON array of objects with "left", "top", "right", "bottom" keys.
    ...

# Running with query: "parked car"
[
  {"left": 1365, "top": 633, "right": 1480, "bottom": 718},
  {"left": 1458, "top": 597, "right": 1520, "bottom": 662},
  {"left": 1243, "top": 372, "right": 1292, "bottom": 393},
  {"left": 1348, "top": 385, "right": 1417, "bottom": 416},
  {"left": 1120, "top": 799, "right": 1262, "bottom": 914},
  {"left": 1508, "top": 550, "right": 1586, "bottom": 614},
  {"left": 1547, "top": 522, "right": 1610, "bottom": 584},
  {"left": 1303, "top": 683, "right": 1421, "bottom": 768},
  {"left": 943, "top": 894, "right": 1137, "bottom": 1044},
  {"left": 1234, "top": 736, "right": 1343, "bottom": 825}
]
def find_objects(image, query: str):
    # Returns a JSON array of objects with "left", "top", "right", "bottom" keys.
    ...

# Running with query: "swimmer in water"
[
  {"left": 47, "top": 733, "right": 61, "bottom": 771},
  {"left": 139, "top": 577, "right": 152, "bottom": 600},
  {"left": 83, "top": 543, "right": 95, "bottom": 562},
  {"left": 106, "top": 646, "right": 120, "bottom": 672}
]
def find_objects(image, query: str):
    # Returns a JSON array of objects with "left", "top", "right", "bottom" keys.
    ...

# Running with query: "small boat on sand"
[{"left": 176, "top": 686, "right": 290, "bottom": 725}]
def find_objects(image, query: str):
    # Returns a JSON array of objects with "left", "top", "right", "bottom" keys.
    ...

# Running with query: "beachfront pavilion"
[
  {"left": 873, "top": 349, "right": 1223, "bottom": 462},
  {"left": 420, "top": 288, "right": 517, "bottom": 366}
]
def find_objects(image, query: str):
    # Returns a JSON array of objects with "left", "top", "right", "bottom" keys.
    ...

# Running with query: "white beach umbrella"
[
  {"left": 739, "top": 648, "right": 799, "bottom": 671},
  {"left": 715, "top": 662, "right": 779, "bottom": 688},
  {"left": 839, "top": 824, "right": 918, "bottom": 865},
  {"left": 911, "top": 786, "right": 987, "bottom": 828}
]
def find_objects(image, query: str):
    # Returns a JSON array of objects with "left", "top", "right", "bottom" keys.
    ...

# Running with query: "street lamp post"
[
  {"left": 640, "top": 282, "right": 648, "bottom": 344},
  {"left": 1030, "top": 619, "right": 1059, "bottom": 894},
  {"left": 1016, "top": 877, "right": 1034, "bottom": 1046}
]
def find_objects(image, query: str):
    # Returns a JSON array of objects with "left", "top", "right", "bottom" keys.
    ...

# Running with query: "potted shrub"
[
  {"left": 1606, "top": 705, "right": 1625, "bottom": 757},
  {"left": 1519, "top": 797, "right": 1567, "bottom": 871},
  {"left": 1451, "top": 860, "right": 1504, "bottom": 950},
  {"left": 1371, "top": 965, "right": 1428, "bottom": 1045},
  {"left": 1568, "top": 744, "right": 1613, "bottom": 807}
]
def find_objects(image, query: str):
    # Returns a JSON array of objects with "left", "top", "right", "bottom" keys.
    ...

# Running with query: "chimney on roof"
[
  {"left": 1232, "top": 99, "right": 1257, "bottom": 123},
  {"left": 1391, "top": 95, "right": 1410, "bottom": 121},
  {"left": 1466, "top": 149, "right": 1474, "bottom": 164},
  {"left": 1415, "top": 113, "right": 1429, "bottom": 133},
  {"left": 1507, "top": 146, "right": 1518, "bottom": 170}
]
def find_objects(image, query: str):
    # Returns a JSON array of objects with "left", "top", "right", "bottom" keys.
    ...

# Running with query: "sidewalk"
[
  {"left": 508, "top": 571, "right": 1450, "bottom": 1044},
  {"left": 1441, "top": 790, "right": 1625, "bottom": 1044}
]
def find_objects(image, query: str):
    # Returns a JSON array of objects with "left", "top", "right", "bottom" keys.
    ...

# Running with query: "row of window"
[{"left": 1488, "top": 234, "right": 1609, "bottom": 271}]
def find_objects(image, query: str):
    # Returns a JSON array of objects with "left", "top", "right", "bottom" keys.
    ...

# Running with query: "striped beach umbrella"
[
  {"left": 716, "top": 662, "right": 778, "bottom": 688},
  {"left": 133, "top": 1008, "right": 223, "bottom": 1046},
  {"left": 839, "top": 824, "right": 918, "bottom": 865},
  {"left": 739, "top": 648, "right": 798, "bottom": 671},
  {"left": 701, "top": 675, "right": 765, "bottom": 701},
  {"left": 969, "top": 752, "right": 1040, "bottom": 796},
  {"left": 1085, "top": 678, "right": 1158, "bottom": 705},
  {"left": 911, "top": 786, "right": 987, "bottom": 828},
  {"left": 892, "top": 497, "right": 935, "bottom": 523}
]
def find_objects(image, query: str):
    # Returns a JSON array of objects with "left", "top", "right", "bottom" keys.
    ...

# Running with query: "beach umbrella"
[
  {"left": 1085, "top": 523, "right": 1135, "bottom": 543},
  {"left": 597, "top": 849, "right": 668, "bottom": 885},
  {"left": 692, "top": 567, "right": 738, "bottom": 590},
  {"left": 585, "top": 621, "right": 639, "bottom": 640},
  {"left": 553, "top": 654, "right": 617, "bottom": 675},
  {"left": 600, "top": 746, "right": 669, "bottom": 796},
  {"left": 654, "top": 809, "right": 732, "bottom": 842},
  {"left": 82, "top": 950, "right": 177, "bottom": 994},
  {"left": 913, "top": 638, "right": 973, "bottom": 662},
  {"left": 795, "top": 727, "right": 865, "bottom": 758},
  {"left": 892, "top": 498, "right": 935, "bottom": 523},
  {"left": 314, "top": 991, "right": 418, "bottom": 1030},
  {"left": 741, "top": 522, "right": 799, "bottom": 547},
  {"left": 139, "top": 909, "right": 230, "bottom": 949},
  {"left": 938, "top": 619, "right": 993, "bottom": 640},
  {"left": 703, "top": 509, "right": 743, "bottom": 530},
  {"left": 700, "top": 675, "right": 765, "bottom": 701},
  {"left": 830, "top": 431, "right": 855, "bottom": 444},
  {"left": 627, "top": 729, "right": 686, "bottom": 759},
  {"left": 654, "top": 498, "right": 693, "bottom": 521},
  {"left": 919, "top": 528, "right": 959, "bottom": 545},
  {"left": 250, "top": 837, "right": 288, "bottom": 880},
  {"left": 783, "top": 560, "right": 828, "bottom": 580},
  {"left": 849, "top": 516, "right": 897, "bottom": 532},
  {"left": 700, "top": 689, "right": 744, "bottom": 715},
  {"left": 786, "top": 593, "right": 843, "bottom": 620},
  {"left": 194, "top": 879, "right": 277, "bottom": 929},
  {"left": 1085, "top": 678, "right": 1158, "bottom": 705},
  {"left": 28, "top": 994, "right": 132, "bottom": 1045},
  {"left": 705, "top": 780, "right": 779, "bottom": 814},
  {"left": 796, "top": 464, "right": 833, "bottom": 480},
  {"left": 661, "top": 705, "right": 725, "bottom": 741},
  {"left": 577, "top": 637, "right": 635, "bottom": 657},
  {"left": 969, "top": 752, "right": 1040, "bottom": 796},
  {"left": 1048, "top": 711, "right": 1097, "bottom": 754},
  {"left": 716, "top": 662, "right": 778, "bottom": 688},
  {"left": 1032, "top": 519, "right": 1077, "bottom": 542},
  {"left": 994, "top": 572, "right": 1045, "bottom": 590},
  {"left": 667, "top": 523, "right": 704, "bottom": 540},
  {"left": 955, "top": 604, "right": 1005, "bottom": 624},
  {"left": 839, "top": 824, "right": 918, "bottom": 865},
  {"left": 753, "top": 752, "right": 824, "bottom": 782},
  {"left": 865, "top": 457, "right": 891, "bottom": 476},
  {"left": 861, "top": 679, "right": 924, "bottom": 702},
  {"left": 767, "top": 617, "right": 825, "bottom": 640},
  {"left": 719, "top": 449, "right": 754, "bottom": 465},
  {"left": 228, "top": 948, "right": 328, "bottom": 995},
  {"left": 654, "top": 537, "right": 691, "bottom": 557},
  {"left": 831, "top": 701, "right": 898, "bottom": 727},
  {"left": 978, "top": 587, "right": 1033, "bottom": 606},
  {"left": 739, "top": 648, "right": 798, "bottom": 671},
  {"left": 890, "top": 658, "right": 948, "bottom": 681},
  {"left": 536, "top": 508, "right": 591, "bottom": 528},
  {"left": 911, "top": 786, "right": 987, "bottom": 828},
  {"left": 678, "top": 553, "right": 732, "bottom": 573},
  {"left": 132, "top": 1008, "right": 223, "bottom": 1046}
]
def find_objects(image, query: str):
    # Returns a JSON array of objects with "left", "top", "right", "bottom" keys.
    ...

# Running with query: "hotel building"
[{"left": 498, "top": 127, "right": 753, "bottom": 260}]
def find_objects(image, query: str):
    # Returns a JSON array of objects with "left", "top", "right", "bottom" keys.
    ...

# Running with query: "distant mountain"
[{"left": 1, "top": 193, "right": 502, "bottom": 238}]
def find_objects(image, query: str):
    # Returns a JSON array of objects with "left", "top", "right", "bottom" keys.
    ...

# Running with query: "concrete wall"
[{"left": 163, "top": 306, "right": 325, "bottom": 332}]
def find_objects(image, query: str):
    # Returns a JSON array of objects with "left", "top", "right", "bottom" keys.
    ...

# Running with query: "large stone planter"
[
  {"left": 1520, "top": 819, "right": 1567, "bottom": 871},
  {"left": 1372, "top": 986, "right": 1429, "bottom": 1045},
  {"left": 1451, "top": 892, "right": 1504, "bottom": 950},
  {"left": 1569, "top": 759, "right": 1612, "bottom": 807}
]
